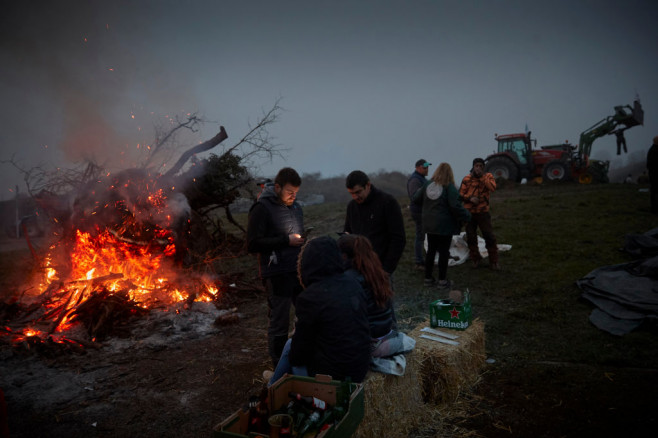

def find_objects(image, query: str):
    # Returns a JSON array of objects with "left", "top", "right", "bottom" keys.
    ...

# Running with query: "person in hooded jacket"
[
  {"left": 265, "top": 236, "right": 372, "bottom": 385},
  {"left": 337, "top": 234, "right": 396, "bottom": 357},
  {"left": 414, "top": 163, "right": 471, "bottom": 291}
]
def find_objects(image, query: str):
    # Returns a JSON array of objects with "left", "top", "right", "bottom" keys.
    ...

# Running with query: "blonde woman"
[{"left": 413, "top": 163, "right": 471, "bottom": 290}]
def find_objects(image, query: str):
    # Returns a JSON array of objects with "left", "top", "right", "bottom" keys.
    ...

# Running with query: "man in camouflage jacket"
[{"left": 459, "top": 158, "right": 499, "bottom": 269}]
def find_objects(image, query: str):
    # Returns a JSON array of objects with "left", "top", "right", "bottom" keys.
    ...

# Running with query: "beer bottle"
[
  {"left": 284, "top": 400, "right": 310, "bottom": 433},
  {"left": 256, "top": 386, "right": 269, "bottom": 434},
  {"left": 296, "top": 410, "right": 322, "bottom": 437},
  {"left": 288, "top": 392, "right": 327, "bottom": 411},
  {"left": 246, "top": 395, "right": 261, "bottom": 433},
  {"left": 247, "top": 387, "right": 269, "bottom": 434}
]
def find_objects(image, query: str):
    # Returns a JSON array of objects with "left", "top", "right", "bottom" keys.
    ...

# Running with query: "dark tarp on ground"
[{"left": 576, "top": 228, "right": 658, "bottom": 335}]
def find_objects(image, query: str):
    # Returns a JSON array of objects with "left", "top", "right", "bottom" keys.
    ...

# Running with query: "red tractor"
[{"left": 485, "top": 99, "right": 644, "bottom": 184}]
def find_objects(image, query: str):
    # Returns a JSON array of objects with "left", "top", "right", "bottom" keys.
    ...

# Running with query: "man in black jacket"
[
  {"left": 247, "top": 167, "right": 305, "bottom": 367},
  {"left": 407, "top": 159, "right": 431, "bottom": 270},
  {"left": 343, "top": 170, "right": 406, "bottom": 275}
]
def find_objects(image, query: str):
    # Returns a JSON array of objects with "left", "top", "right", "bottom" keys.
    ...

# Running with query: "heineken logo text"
[{"left": 434, "top": 319, "right": 470, "bottom": 329}]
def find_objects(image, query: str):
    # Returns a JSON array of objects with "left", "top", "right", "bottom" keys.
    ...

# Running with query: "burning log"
[{"left": 69, "top": 289, "right": 149, "bottom": 341}]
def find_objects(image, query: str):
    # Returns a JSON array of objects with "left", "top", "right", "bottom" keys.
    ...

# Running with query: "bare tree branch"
[
  {"left": 144, "top": 113, "right": 203, "bottom": 168},
  {"left": 163, "top": 126, "right": 228, "bottom": 179},
  {"left": 219, "top": 97, "right": 287, "bottom": 164}
]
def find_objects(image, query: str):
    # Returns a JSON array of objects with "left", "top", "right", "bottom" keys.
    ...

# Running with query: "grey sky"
[{"left": 1, "top": 0, "right": 656, "bottom": 200}]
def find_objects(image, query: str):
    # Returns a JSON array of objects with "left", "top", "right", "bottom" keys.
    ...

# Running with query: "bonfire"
[
  {"left": 1, "top": 168, "right": 226, "bottom": 350},
  {"left": 0, "top": 122, "right": 261, "bottom": 351}
]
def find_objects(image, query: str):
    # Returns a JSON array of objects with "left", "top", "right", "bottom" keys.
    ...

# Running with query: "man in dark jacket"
[
  {"left": 344, "top": 170, "right": 406, "bottom": 275},
  {"left": 648, "top": 136, "right": 658, "bottom": 213},
  {"left": 289, "top": 236, "right": 372, "bottom": 383},
  {"left": 407, "top": 159, "right": 431, "bottom": 270},
  {"left": 247, "top": 167, "right": 305, "bottom": 366}
]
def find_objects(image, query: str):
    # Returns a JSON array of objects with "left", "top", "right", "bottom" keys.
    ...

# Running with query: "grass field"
[
  {"left": 2, "top": 181, "right": 656, "bottom": 437},
  {"left": 227, "top": 181, "right": 658, "bottom": 436}
]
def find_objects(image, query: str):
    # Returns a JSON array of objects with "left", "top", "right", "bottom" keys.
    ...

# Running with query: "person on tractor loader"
[
  {"left": 614, "top": 128, "right": 628, "bottom": 155},
  {"left": 647, "top": 136, "right": 658, "bottom": 214},
  {"left": 459, "top": 158, "right": 499, "bottom": 270}
]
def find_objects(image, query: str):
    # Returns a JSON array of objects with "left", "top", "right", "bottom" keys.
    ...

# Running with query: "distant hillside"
[
  {"left": 232, "top": 170, "right": 411, "bottom": 213},
  {"left": 297, "top": 171, "right": 409, "bottom": 204}
]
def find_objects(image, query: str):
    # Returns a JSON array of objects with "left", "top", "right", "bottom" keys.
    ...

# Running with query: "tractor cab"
[
  {"left": 494, "top": 133, "right": 534, "bottom": 165},
  {"left": 490, "top": 132, "right": 536, "bottom": 180}
]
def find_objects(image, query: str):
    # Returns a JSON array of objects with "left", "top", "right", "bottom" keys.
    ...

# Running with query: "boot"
[{"left": 488, "top": 246, "right": 500, "bottom": 270}]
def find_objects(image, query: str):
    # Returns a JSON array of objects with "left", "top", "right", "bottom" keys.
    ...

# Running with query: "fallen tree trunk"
[{"left": 164, "top": 126, "right": 228, "bottom": 179}]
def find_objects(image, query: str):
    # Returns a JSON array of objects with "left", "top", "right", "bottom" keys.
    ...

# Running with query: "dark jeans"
[
  {"left": 465, "top": 212, "right": 498, "bottom": 263},
  {"left": 263, "top": 272, "right": 303, "bottom": 366},
  {"left": 267, "top": 338, "right": 308, "bottom": 386},
  {"left": 425, "top": 233, "right": 452, "bottom": 281},
  {"left": 411, "top": 212, "right": 424, "bottom": 265}
]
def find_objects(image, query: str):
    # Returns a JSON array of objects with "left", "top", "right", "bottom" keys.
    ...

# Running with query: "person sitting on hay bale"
[
  {"left": 264, "top": 236, "right": 372, "bottom": 386},
  {"left": 338, "top": 234, "right": 415, "bottom": 376}
]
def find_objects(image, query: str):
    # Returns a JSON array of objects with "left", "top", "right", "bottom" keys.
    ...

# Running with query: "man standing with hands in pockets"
[{"left": 459, "top": 158, "right": 499, "bottom": 270}]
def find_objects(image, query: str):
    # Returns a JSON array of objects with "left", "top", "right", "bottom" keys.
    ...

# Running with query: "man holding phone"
[
  {"left": 459, "top": 158, "right": 499, "bottom": 270},
  {"left": 247, "top": 167, "right": 306, "bottom": 367}
]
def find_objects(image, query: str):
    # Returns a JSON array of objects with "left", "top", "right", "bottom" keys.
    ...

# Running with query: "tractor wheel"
[
  {"left": 542, "top": 160, "right": 570, "bottom": 182},
  {"left": 485, "top": 157, "right": 518, "bottom": 182}
]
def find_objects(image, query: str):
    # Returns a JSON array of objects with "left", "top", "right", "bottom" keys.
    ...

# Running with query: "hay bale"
[
  {"left": 354, "top": 347, "right": 440, "bottom": 438},
  {"left": 354, "top": 319, "right": 484, "bottom": 437},
  {"left": 411, "top": 318, "right": 486, "bottom": 405}
]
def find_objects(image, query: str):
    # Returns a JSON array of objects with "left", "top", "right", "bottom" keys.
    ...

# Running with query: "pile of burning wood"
[
  {"left": 0, "top": 125, "right": 258, "bottom": 353},
  {"left": 1, "top": 168, "right": 226, "bottom": 352}
]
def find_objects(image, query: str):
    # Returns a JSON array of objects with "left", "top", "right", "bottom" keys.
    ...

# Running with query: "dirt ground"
[
  {"left": 2, "top": 233, "right": 657, "bottom": 438},
  {"left": 1, "top": 281, "right": 272, "bottom": 438}
]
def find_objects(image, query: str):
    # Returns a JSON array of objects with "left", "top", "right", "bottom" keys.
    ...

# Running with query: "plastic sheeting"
[
  {"left": 577, "top": 228, "right": 658, "bottom": 335},
  {"left": 425, "top": 232, "right": 512, "bottom": 267}
]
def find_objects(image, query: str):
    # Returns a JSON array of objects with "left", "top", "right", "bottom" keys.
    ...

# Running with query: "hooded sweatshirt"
[
  {"left": 414, "top": 181, "right": 471, "bottom": 236},
  {"left": 290, "top": 236, "right": 372, "bottom": 382}
]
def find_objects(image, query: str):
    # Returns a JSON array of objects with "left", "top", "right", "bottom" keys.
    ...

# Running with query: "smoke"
[{"left": 0, "top": 1, "right": 200, "bottom": 193}]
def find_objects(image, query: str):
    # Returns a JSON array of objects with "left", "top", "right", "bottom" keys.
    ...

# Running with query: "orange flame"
[{"left": 25, "top": 227, "right": 219, "bottom": 341}]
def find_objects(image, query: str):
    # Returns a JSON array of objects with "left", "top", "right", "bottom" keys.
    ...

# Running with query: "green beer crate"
[
  {"left": 429, "top": 290, "right": 472, "bottom": 331},
  {"left": 213, "top": 374, "right": 363, "bottom": 438}
]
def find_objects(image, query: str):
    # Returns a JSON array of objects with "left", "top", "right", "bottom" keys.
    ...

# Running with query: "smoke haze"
[{"left": 1, "top": 0, "right": 657, "bottom": 200}]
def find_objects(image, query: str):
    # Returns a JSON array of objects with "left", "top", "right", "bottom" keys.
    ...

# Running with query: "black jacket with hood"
[{"left": 289, "top": 236, "right": 372, "bottom": 383}]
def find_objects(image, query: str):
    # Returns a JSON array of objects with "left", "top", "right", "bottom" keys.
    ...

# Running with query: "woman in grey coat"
[{"left": 413, "top": 163, "right": 471, "bottom": 290}]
